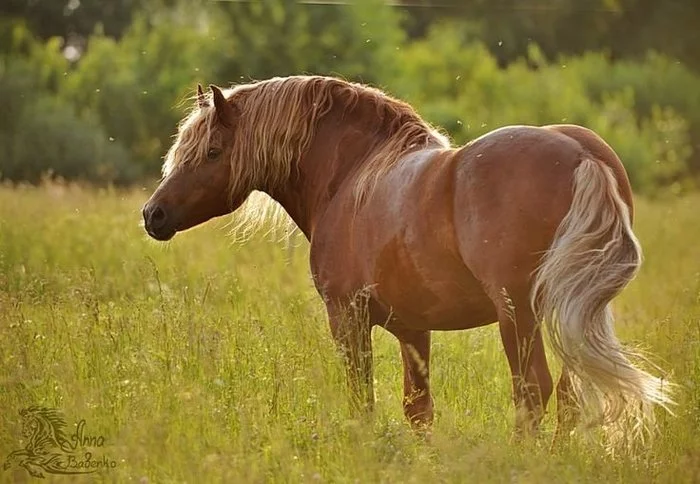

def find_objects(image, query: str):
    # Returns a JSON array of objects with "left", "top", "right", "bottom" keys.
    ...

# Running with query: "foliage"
[
  {"left": 0, "top": 23, "right": 137, "bottom": 184},
  {"left": 7, "top": 0, "right": 699, "bottom": 72},
  {"left": 0, "top": 90, "right": 136, "bottom": 184},
  {"left": 0, "top": 185, "right": 698, "bottom": 482},
  {"left": 403, "top": 0, "right": 700, "bottom": 73},
  {"left": 0, "top": 0, "right": 147, "bottom": 41},
  {"left": 0, "top": 0, "right": 699, "bottom": 193},
  {"left": 210, "top": 0, "right": 404, "bottom": 84},
  {"left": 566, "top": 51, "right": 700, "bottom": 172},
  {"left": 59, "top": 7, "right": 221, "bottom": 172}
]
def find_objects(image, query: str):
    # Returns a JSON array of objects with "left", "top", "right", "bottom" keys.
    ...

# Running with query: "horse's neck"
[{"left": 268, "top": 109, "right": 381, "bottom": 239}]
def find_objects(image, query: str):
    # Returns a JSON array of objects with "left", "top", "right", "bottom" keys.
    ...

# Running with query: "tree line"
[{"left": 1, "top": 0, "right": 698, "bottom": 193}]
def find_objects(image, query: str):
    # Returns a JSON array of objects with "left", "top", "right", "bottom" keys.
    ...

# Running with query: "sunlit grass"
[{"left": 0, "top": 183, "right": 698, "bottom": 483}]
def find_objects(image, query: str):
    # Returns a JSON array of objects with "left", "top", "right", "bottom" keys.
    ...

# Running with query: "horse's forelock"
[{"left": 162, "top": 106, "right": 216, "bottom": 176}]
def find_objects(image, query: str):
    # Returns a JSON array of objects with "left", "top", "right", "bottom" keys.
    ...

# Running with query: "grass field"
[{"left": 0, "top": 183, "right": 698, "bottom": 483}]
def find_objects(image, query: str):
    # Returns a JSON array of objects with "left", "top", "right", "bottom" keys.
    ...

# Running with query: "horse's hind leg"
[
  {"left": 389, "top": 328, "right": 433, "bottom": 429},
  {"left": 553, "top": 367, "right": 580, "bottom": 445},
  {"left": 495, "top": 289, "right": 553, "bottom": 436}
]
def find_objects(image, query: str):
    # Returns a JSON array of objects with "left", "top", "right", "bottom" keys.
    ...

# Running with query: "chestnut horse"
[{"left": 143, "top": 76, "right": 673, "bottom": 446}]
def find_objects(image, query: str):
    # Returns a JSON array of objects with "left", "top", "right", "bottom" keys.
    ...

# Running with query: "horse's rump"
[{"left": 532, "top": 156, "right": 674, "bottom": 447}]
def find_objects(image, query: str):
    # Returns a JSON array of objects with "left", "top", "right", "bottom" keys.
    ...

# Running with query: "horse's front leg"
[{"left": 325, "top": 297, "right": 375, "bottom": 413}]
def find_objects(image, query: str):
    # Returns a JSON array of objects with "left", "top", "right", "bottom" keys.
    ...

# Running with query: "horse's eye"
[{"left": 207, "top": 148, "right": 221, "bottom": 160}]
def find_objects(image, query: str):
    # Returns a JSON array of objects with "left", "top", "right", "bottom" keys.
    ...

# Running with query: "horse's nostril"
[
  {"left": 151, "top": 206, "right": 165, "bottom": 223},
  {"left": 145, "top": 204, "right": 167, "bottom": 230}
]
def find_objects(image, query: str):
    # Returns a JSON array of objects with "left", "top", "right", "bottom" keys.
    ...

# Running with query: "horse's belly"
[
  {"left": 372, "top": 246, "right": 497, "bottom": 331},
  {"left": 385, "top": 289, "right": 498, "bottom": 331}
]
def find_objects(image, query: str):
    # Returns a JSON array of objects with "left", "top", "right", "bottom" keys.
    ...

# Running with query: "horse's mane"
[
  {"left": 164, "top": 76, "right": 449, "bottom": 235},
  {"left": 168, "top": 75, "right": 448, "bottom": 188}
]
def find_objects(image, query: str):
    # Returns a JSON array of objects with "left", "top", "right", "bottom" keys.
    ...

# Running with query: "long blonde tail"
[{"left": 531, "top": 157, "right": 674, "bottom": 447}]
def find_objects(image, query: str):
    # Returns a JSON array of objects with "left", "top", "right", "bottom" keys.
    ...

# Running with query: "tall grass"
[{"left": 0, "top": 184, "right": 698, "bottom": 483}]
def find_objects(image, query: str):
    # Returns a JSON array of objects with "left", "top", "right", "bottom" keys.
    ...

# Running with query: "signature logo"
[{"left": 3, "top": 406, "right": 118, "bottom": 478}]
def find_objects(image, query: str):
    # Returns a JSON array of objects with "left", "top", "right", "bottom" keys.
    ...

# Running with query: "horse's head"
[
  {"left": 17, "top": 407, "right": 71, "bottom": 454},
  {"left": 143, "top": 84, "right": 246, "bottom": 241},
  {"left": 20, "top": 408, "right": 40, "bottom": 440}
]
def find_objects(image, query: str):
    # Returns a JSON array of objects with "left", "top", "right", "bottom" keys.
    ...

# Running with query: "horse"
[
  {"left": 142, "top": 75, "right": 673, "bottom": 447},
  {"left": 3, "top": 407, "right": 91, "bottom": 477}
]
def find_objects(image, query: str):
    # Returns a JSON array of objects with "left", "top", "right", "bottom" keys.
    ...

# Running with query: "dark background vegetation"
[{"left": 1, "top": 0, "right": 699, "bottom": 193}]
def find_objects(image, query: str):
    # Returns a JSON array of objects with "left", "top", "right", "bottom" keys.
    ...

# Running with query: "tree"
[
  {"left": 402, "top": 0, "right": 700, "bottom": 72},
  {"left": 210, "top": 0, "right": 404, "bottom": 85},
  {"left": 0, "top": 0, "right": 146, "bottom": 41}
]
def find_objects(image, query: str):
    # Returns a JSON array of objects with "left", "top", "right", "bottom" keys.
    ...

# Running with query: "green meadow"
[{"left": 0, "top": 184, "right": 698, "bottom": 483}]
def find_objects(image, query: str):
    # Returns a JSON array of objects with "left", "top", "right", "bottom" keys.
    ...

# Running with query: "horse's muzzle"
[{"left": 142, "top": 202, "right": 176, "bottom": 241}]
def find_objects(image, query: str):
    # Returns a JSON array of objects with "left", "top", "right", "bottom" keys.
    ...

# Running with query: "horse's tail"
[{"left": 531, "top": 157, "right": 674, "bottom": 445}]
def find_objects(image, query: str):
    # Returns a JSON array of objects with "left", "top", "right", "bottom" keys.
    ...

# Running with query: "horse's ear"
[
  {"left": 210, "top": 84, "right": 236, "bottom": 127},
  {"left": 196, "top": 84, "right": 208, "bottom": 109}
]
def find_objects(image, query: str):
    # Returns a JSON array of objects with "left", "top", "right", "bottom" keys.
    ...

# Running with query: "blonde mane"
[{"left": 164, "top": 76, "right": 450, "bottom": 235}]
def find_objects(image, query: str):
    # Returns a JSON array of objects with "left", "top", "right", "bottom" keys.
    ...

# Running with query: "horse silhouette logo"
[{"left": 4, "top": 406, "right": 117, "bottom": 478}]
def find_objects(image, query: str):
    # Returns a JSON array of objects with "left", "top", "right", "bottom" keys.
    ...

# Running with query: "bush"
[
  {"left": 209, "top": 0, "right": 405, "bottom": 84},
  {"left": 565, "top": 51, "right": 700, "bottom": 173},
  {"left": 0, "top": 59, "right": 137, "bottom": 184},
  {"left": 2, "top": 7, "right": 699, "bottom": 193},
  {"left": 59, "top": 9, "right": 222, "bottom": 174}
]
